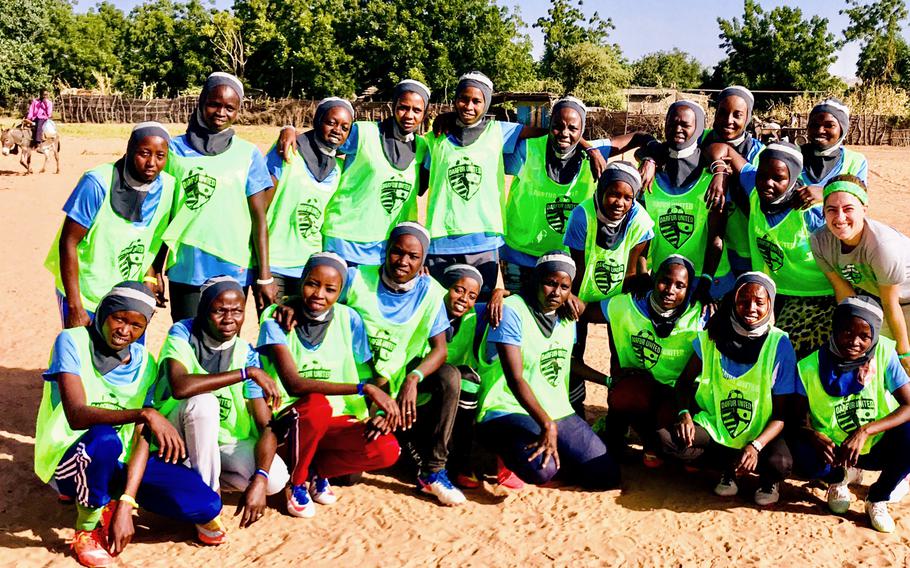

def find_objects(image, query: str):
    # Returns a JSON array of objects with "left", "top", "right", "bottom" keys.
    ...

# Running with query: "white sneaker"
[
  {"left": 754, "top": 482, "right": 780, "bottom": 506},
  {"left": 826, "top": 468, "right": 860, "bottom": 514},
  {"left": 309, "top": 477, "right": 338, "bottom": 506},
  {"left": 866, "top": 500, "right": 896, "bottom": 533},
  {"left": 287, "top": 484, "right": 316, "bottom": 518},
  {"left": 714, "top": 473, "right": 739, "bottom": 497},
  {"left": 418, "top": 470, "right": 466, "bottom": 506},
  {"left": 889, "top": 475, "right": 910, "bottom": 503}
]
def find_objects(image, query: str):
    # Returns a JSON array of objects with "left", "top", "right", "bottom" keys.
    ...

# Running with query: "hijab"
[
  {"left": 802, "top": 98, "right": 850, "bottom": 183},
  {"left": 546, "top": 96, "right": 588, "bottom": 184},
  {"left": 380, "top": 79, "right": 431, "bottom": 170},
  {"left": 593, "top": 161, "right": 642, "bottom": 249},
  {"left": 298, "top": 97, "right": 355, "bottom": 183},
  {"left": 704, "top": 85, "right": 755, "bottom": 156},
  {"left": 381, "top": 222, "right": 430, "bottom": 293},
  {"left": 647, "top": 255, "right": 696, "bottom": 338},
  {"left": 291, "top": 252, "right": 348, "bottom": 347},
  {"left": 708, "top": 272, "right": 776, "bottom": 365},
  {"left": 111, "top": 122, "right": 170, "bottom": 222},
  {"left": 89, "top": 282, "right": 156, "bottom": 374},
  {"left": 757, "top": 141, "right": 804, "bottom": 216},
  {"left": 452, "top": 71, "right": 493, "bottom": 146},
  {"left": 189, "top": 276, "right": 244, "bottom": 374},
  {"left": 818, "top": 296, "right": 884, "bottom": 396},
  {"left": 665, "top": 100, "right": 706, "bottom": 188},
  {"left": 185, "top": 72, "right": 244, "bottom": 157},
  {"left": 523, "top": 251, "right": 576, "bottom": 337},
  {"left": 442, "top": 263, "right": 484, "bottom": 339}
]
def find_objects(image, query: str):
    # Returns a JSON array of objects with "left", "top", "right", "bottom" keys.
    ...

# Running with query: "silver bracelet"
[
  {"left": 750, "top": 439, "right": 764, "bottom": 452},
  {"left": 256, "top": 277, "right": 275, "bottom": 285}
]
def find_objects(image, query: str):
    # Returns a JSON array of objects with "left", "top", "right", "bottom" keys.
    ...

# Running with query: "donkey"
[{"left": 0, "top": 123, "right": 60, "bottom": 174}]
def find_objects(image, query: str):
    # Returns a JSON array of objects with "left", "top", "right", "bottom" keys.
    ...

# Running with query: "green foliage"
[
  {"left": 631, "top": 49, "right": 707, "bottom": 89},
  {"left": 534, "top": 0, "right": 613, "bottom": 78},
  {"left": 842, "top": 0, "right": 910, "bottom": 87},
  {"left": 551, "top": 42, "right": 630, "bottom": 109},
  {"left": 712, "top": 0, "right": 840, "bottom": 90},
  {"left": 0, "top": 0, "right": 52, "bottom": 104}
]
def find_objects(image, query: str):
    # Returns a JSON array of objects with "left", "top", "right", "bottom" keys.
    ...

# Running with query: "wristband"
[
  {"left": 677, "top": 409, "right": 690, "bottom": 416},
  {"left": 119, "top": 494, "right": 139, "bottom": 509},
  {"left": 603, "top": 375, "right": 613, "bottom": 388},
  {"left": 750, "top": 439, "right": 764, "bottom": 452},
  {"left": 408, "top": 369, "right": 424, "bottom": 382},
  {"left": 240, "top": 367, "right": 248, "bottom": 381},
  {"left": 899, "top": 352, "right": 910, "bottom": 360},
  {"left": 142, "top": 276, "right": 158, "bottom": 285},
  {"left": 256, "top": 277, "right": 275, "bottom": 286},
  {"left": 254, "top": 468, "right": 269, "bottom": 481},
  {"left": 357, "top": 382, "right": 366, "bottom": 396}
]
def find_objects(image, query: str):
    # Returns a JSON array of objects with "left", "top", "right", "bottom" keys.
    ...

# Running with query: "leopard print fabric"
[{"left": 775, "top": 295, "right": 837, "bottom": 360}]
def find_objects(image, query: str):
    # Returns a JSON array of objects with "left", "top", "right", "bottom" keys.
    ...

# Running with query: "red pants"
[{"left": 288, "top": 394, "right": 400, "bottom": 486}]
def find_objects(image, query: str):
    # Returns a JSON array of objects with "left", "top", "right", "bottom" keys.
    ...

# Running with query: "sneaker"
[
  {"left": 196, "top": 515, "right": 228, "bottom": 545},
  {"left": 287, "top": 484, "right": 316, "bottom": 518},
  {"left": 417, "top": 470, "right": 467, "bottom": 506},
  {"left": 866, "top": 500, "right": 896, "bottom": 533},
  {"left": 714, "top": 473, "right": 738, "bottom": 497},
  {"left": 71, "top": 529, "right": 114, "bottom": 567},
  {"left": 496, "top": 458, "right": 525, "bottom": 490},
  {"left": 754, "top": 482, "right": 780, "bottom": 506},
  {"left": 827, "top": 467, "right": 861, "bottom": 514},
  {"left": 642, "top": 451, "right": 664, "bottom": 469},
  {"left": 454, "top": 471, "right": 482, "bottom": 489},
  {"left": 309, "top": 477, "right": 337, "bottom": 506},
  {"left": 889, "top": 475, "right": 910, "bottom": 503},
  {"left": 58, "top": 493, "right": 75, "bottom": 505}
]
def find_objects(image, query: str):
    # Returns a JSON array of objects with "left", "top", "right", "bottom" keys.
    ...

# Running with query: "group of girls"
[{"left": 35, "top": 68, "right": 910, "bottom": 567}]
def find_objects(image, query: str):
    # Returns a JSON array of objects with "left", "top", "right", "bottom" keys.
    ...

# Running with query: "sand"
[{"left": 1, "top": 128, "right": 909, "bottom": 567}]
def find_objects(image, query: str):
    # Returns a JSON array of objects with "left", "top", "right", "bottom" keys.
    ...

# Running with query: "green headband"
[{"left": 823, "top": 180, "right": 868, "bottom": 205}]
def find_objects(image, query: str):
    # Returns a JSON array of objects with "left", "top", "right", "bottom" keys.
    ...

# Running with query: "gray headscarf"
[
  {"left": 665, "top": 100, "right": 706, "bottom": 187},
  {"left": 708, "top": 271, "right": 776, "bottom": 365},
  {"left": 593, "top": 161, "right": 642, "bottom": 249},
  {"left": 382, "top": 79, "right": 432, "bottom": 170},
  {"left": 525, "top": 251, "right": 577, "bottom": 337},
  {"left": 758, "top": 142, "right": 803, "bottom": 215},
  {"left": 112, "top": 122, "right": 170, "bottom": 222},
  {"left": 547, "top": 96, "right": 588, "bottom": 184},
  {"left": 189, "top": 276, "right": 244, "bottom": 374},
  {"left": 441, "top": 263, "right": 484, "bottom": 289},
  {"left": 803, "top": 98, "right": 851, "bottom": 183},
  {"left": 298, "top": 97, "right": 355, "bottom": 183},
  {"left": 709, "top": 85, "right": 755, "bottom": 152},
  {"left": 186, "top": 72, "right": 244, "bottom": 156},
  {"left": 828, "top": 295, "right": 883, "bottom": 373},
  {"left": 89, "top": 282, "right": 156, "bottom": 374},
  {"left": 383, "top": 222, "right": 430, "bottom": 292},
  {"left": 291, "top": 252, "right": 349, "bottom": 347},
  {"left": 452, "top": 71, "right": 493, "bottom": 146}
]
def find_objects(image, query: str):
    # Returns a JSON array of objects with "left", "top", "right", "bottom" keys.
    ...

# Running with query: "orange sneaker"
[
  {"left": 642, "top": 451, "right": 664, "bottom": 469},
  {"left": 496, "top": 458, "right": 525, "bottom": 490},
  {"left": 71, "top": 529, "right": 114, "bottom": 567},
  {"left": 454, "top": 471, "right": 482, "bottom": 489},
  {"left": 196, "top": 515, "right": 228, "bottom": 546}
]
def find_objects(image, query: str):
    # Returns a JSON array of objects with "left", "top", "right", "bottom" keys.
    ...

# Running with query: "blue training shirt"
[
  {"left": 63, "top": 169, "right": 166, "bottom": 230},
  {"left": 563, "top": 200, "right": 654, "bottom": 252},
  {"left": 736, "top": 165, "right": 826, "bottom": 232},
  {"left": 692, "top": 334, "right": 798, "bottom": 395}
]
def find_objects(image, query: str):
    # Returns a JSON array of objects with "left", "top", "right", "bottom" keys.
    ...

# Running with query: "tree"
[
  {"left": 632, "top": 49, "right": 707, "bottom": 89},
  {"left": 842, "top": 0, "right": 910, "bottom": 86},
  {"left": 0, "top": 0, "right": 52, "bottom": 105},
  {"left": 552, "top": 42, "right": 630, "bottom": 108},
  {"left": 712, "top": 0, "right": 841, "bottom": 90},
  {"left": 534, "top": 0, "right": 614, "bottom": 78}
]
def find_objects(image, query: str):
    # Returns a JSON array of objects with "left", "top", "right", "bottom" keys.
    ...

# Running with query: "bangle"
[
  {"left": 119, "top": 494, "right": 139, "bottom": 509},
  {"left": 254, "top": 468, "right": 269, "bottom": 481},
  {"left": 899, "top": 352, "right": 910, "bottom": 360},
  {"left": 142, "top": 276, "right": 158, "bottom": 285},
  {"left": 357, "top": 382, "right": 366, "bottom": 396},
  {"left": 750, "top": 439, "right": 764, "bottom": 452},
  {"left": 240, "top": 367, "right": 248, "bottom": 381},
  {"left": 603, "top": 375, "right": 613, "bottom": 388},
  {"left": 677, "top": 409, "right": 690, "bottom": 416},
  {"left": 408, "top": 369, "right": 424, "bottom": 382},
  {"left": 256, "top": 277, "right": 274, "bottom": 286}
]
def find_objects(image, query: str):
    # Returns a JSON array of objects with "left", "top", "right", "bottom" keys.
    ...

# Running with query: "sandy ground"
[{"left": 1, "top": 126, "right": 910, "bottom": 567}]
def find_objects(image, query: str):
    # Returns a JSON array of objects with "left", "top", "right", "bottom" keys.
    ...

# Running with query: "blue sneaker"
[
  {"left": 417, "top": 470, "right": 466, "bottom": 506},
  {"left": 309, "top": 476, "right": 337, "bottom": 505},
  {"left": 287, "top": 484, "right": 315, "bottom": 518}
]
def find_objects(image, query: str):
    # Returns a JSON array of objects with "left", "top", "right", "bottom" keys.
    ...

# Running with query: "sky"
[{"left": 74, "top": 0, "right": 910, "bottom": 80}]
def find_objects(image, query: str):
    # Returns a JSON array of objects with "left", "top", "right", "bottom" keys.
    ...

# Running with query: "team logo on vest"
[
  {"left": 447, "top": 157, "right": 483, "bottom": 201},
  {"left": 658, "top": 205, "right": 695, "bottom": 248},
  {"left": 117, "top": 239, "right": 145, "bottom": 279},
  {"left": 380, "top": 179, "right": 412, "bottom": 214},
  {"left": 368, "top": 329, "right": 395, "bottom": 362},
  {"left": 296, "top": 198, "right": 322, "bottom": 238},
  {"left": 91, "top": 393, "right": 126, "bottom": 411},
  {"left": 298, "top": 361, "right": 332, "bottom": 381},
  {"left": 756, "top": 235, "right": 784, "bottom": 272},
  {"left": 540, "top": 348, "right": 569, "bottom": 387},
  {"left": 183, "top": 168, "right": 217, "bottom": 210},
  {"left": 835, "top": 396, "right": 876, "bottom": 433},
  {"left": 720, "top": 389, "right": 753, "bottom": 438},
  {"left": 839, "top": 263, "right": 863, "bottom": 284},
  {"left": 593, "top": 258, "right": 625, "bottom": 294},
  {"left": 631, "top": 330, "right": 662, "bottom": 369},
  {"left": 216, "top": 393, "right": 233, "bottom": 421},
  {"left": 545, "top": 196, "right": 577, "bottom": 233}
]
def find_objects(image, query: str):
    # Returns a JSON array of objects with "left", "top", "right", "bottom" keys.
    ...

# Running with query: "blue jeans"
[
  {"left": 478, "top": 413, "right": 620, "bottom": 489},
  {"left": 54, "top": 425, "right": 221, "bottom": 524},
  {"left": 791, "top": 421, "right": 910, "bottom": 503}
]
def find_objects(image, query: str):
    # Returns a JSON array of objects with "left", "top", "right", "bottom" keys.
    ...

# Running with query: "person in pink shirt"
[{"left": 26, "top": 89, "right": 53, "bottom": 145}]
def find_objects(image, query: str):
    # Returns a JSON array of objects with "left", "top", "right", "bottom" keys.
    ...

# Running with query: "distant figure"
[{"left": 26, "top": 89, "right": 54, "bottom": 146}]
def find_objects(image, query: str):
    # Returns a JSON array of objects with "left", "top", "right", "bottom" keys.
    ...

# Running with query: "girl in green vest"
[
  {"left": 704, "top": 141, "right": 835, "bottom": 359},
  {"left": 564, "top": 161, "right": 655, "bottom": 413},
  {"left": 811, "top": 175, "right": 910, "bottom": 378},
  {"left": 800, "top": 99, "right": 868, "bottom": 189},
  {"left": 642, "top": 100, "right": 733, "bottom": 301},
  {"left": 587, "top": 255, "right": 705, "bottom": 466},
  {"left": 793, "top": 296, "right": 910, "bottom": 532},
  {"left": 476, "top": 252, "right": 619, "bottom": 489},
  {"left": 162, "top": 72, "right": 276, "bottom": 320},
  {"left": 501, "top": 96, "right": 657, "bottom": 292},
  {"left": 258, "top": 252, "right": 402, "bottom": 518},
  {"left": 35, "top": 283, "right": 225, "bottom": 568},
  {"left": 264, "top": 98, "right": 354, "bottom": 297},
  {"left": 155, "top": 276, "right": 288, "bottom": 527},
  {"left": 278, "top": 80, "right": 432, "bottom": 266},
  {"left": 47, "top": 122, "right": 173, "bottom": 329},
  {"left": 669, "top": 272, "right": 795, "bottom": 506},
  {"left": 423, "top": 72, "right": 608, "bottom": 300}
]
